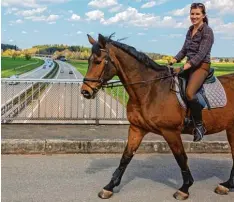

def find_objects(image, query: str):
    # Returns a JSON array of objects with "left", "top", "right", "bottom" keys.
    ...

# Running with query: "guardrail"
[
  {"left": 1, "top": 79, "right": 128, "bottom": 124},
  {"left": 1, "top": 62, "right": 59, "bottom": 122}
]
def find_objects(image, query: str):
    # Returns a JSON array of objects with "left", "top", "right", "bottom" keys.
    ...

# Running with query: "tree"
[
  {"left": 224, "top": 58, "right": 229, "bottom": 62},
  {"left": 25, "top": 53, "right": 31, "bottom": 60},
  {"left": 12, "top": 51, "right": 17, "bottom": 60},
  {"left": 219, "top": 58, "right": 223, "bottom": 62}
]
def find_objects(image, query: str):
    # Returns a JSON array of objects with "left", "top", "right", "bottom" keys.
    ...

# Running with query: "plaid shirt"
[{"left": 174, "top": 23, "right": 214, "bottom": 68}]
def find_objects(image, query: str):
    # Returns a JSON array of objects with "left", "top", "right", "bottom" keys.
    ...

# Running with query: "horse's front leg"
[
  {"left": 98, "top": 124, "right": 147, "bottom": 199},
  {"left": 162, "top": 129, "right": 194, "bottom": 200}
]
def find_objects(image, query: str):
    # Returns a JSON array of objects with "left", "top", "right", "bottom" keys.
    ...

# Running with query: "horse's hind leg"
[
  {"left": 162, "top": 129, "right": 194, "bottom": 200},
  {"left": 215, "top": 125, "right": 234, "bottom": 195},
  {"left": 98, "top": 124, "right": 147, "bottom": 199}
]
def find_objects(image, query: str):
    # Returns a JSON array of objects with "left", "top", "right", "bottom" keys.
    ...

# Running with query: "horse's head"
[{"left": 81, "top": 34, "right": 118, "bottom": 99}]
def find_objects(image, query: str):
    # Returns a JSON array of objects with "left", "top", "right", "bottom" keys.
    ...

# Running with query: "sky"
[{"left": 1, "top": 0, "right": 234, "bottom": 57}]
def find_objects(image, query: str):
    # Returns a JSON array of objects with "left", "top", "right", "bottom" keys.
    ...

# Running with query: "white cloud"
[
  {"left": 170, "top": 4, "right": 190, "bottom": 16},
  {"left": 4, "top": 7, "right": 18, "bottom": 15},
  {"left": 34, "top": 30, "right": 39, "bottom": 32},
  {"left": 22, "top": 31, "right": 27, "bottom": 34},
  {"left": 205, "top": 0, "right": 234, "bottom": 15},
  {"left": 213, "top": 22, "right": 234, "bottom": 37},
  {"left": 137, "top": 32, "right": 145, "bottom": 35},
  {"left": 47, "top": 14, "right": 59, "bottom": 21},
  {"left": 77, "top": 31, "right": 82, "bottom": 34},
  {"left": 150, "top": 39, "right": 158, "bottom": 42},
  {"left": 101, "top": 7, "right": 176, "bottom": 28},
  {"left": 16, "top": 7, "right": 47, "bottom": 16},
  {"left": 89, "top": 32, "right": 95, "bottom": 35},
  {"left": 102, "top": 7, "right": 158, "bottom": 26},
  {"left": 2, "top": 0, "right": 70, "bottom": 8},
  {"left": 69, "top": 14, "right": 81, "bottom": 21},
  {"left": 108, "top": 4, "right": 123, "bottom": 13},
  {"left": 15, "top": 19, "right": 23, "bottom": 23},
  {"left": 141, "top": 0, "right": 168, "bottom": 8},
  {"left": 48, "top": 21, "right": 56, "bottom": 24},
  {"left": 68, "top": 10, "right": 73, "bottom": 13},
  {"left": 9, "top": 39, "right": 14, "bottom": 42},
  {"left": 25, "top": 14, "right": 59, "bottom": 22},
  {"left": 141, "top": 1, "right": 156, "bottom": 8},
  {"left": 88, "top": 0, "right": 117, "bottom": 8},
  {"left": 86, "top": 10, "right": 104, "bottom": 21}
]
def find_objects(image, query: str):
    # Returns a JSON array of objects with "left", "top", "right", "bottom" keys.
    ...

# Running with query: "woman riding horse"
[{"left": 170, "top": 3, "right": 214, "bottom": 142}]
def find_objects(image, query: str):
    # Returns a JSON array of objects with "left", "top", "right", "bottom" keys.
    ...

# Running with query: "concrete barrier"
[{"left": 1, "top": 139, "right": 230, "bottom": 154}]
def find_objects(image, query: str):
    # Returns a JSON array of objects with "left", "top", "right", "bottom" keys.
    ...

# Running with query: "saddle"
[{"left": 175, "top": 68, "right": 227, "bottom": 110}]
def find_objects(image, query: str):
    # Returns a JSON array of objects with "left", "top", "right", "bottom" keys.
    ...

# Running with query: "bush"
[{"left": 25, "top": 53, "right": 31, "bottom": 60}]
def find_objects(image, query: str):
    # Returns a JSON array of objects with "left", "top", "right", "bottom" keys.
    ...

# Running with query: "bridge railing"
[{"left": 1, "top": 79, "right": 128, "bottom": 124}]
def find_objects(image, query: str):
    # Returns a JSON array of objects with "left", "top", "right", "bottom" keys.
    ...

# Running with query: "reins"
[
  {"left": 83, "top": 44, "right": 177, "bottom": 91},
  {"left": 102, "top": 73, "right": 176, "bottom": 89}
]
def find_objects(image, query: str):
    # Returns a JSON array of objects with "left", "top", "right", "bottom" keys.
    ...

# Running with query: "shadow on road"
[{"left": 85, "top": 154, "right": 232, "bottom": 192}]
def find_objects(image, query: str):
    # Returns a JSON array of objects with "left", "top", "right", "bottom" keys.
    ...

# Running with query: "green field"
[
  {"left": 156, "top": 60, "right": 234, "bottom": 76},
  {"left": 1, "top": 57, "right": 44, "bottom": 78},
  {"left": 70, "top": 59, "right": 234, "bottom": 76},
  {"left": 70, "top": 59, "right": 234, "bottom": 106}
]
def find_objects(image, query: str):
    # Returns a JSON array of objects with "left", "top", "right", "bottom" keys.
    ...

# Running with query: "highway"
[
  {"left": 13, "top": 61, "right": 127, "bottom": 123},
  {"left": 1, "top": 58, "right": 53, "bottom": 105}
]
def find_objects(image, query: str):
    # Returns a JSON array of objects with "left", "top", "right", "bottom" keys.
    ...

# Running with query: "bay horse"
[{"left": 81, "top": 34, "right": 234, "bottom": 200}]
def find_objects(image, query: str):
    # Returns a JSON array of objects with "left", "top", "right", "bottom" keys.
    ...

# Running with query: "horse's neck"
[{"left": 112, "top": 47, "right": 167, "bottom": 104}]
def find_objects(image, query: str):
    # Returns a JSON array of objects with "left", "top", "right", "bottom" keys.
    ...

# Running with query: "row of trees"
[{"left": 2, "top": 43, "right": 234, "bottom": 62}]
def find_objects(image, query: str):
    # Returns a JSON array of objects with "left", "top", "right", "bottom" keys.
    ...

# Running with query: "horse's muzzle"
[{"left": 81, "top": 89, "right": 92, "bottom": 99}]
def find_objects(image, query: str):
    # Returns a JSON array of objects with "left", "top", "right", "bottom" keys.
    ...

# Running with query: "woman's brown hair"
[{"left": 190, "top": 3, "right": 208, "bottom": 25}]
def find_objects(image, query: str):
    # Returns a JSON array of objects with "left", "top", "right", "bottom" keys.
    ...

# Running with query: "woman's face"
[{"left": 190, "top": 8, "right": 205, "bottom": 26}]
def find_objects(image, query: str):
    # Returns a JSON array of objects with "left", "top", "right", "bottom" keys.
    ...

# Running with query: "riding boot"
[{"left": 188, "top": 97, "right": 206, "bottom": 142}]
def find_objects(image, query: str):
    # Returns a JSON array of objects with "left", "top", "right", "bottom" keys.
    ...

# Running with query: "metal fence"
[{"left": 1, "top": 79, "right": 129, "bottom": 124}]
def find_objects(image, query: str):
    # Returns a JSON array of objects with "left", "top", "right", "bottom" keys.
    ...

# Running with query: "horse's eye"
[{"left": 94, "top": 60, "right": 102, "bottom": 65}]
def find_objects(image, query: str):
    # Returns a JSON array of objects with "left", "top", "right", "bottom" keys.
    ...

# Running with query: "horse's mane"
[{"left": 106, "top": 35, "right": 166, "bottom": 71}]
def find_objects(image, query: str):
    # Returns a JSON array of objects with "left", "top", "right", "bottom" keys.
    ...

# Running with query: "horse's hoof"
[
  {"left": 173, "top": 190, "right": 189, "bottom": 200},
  {"left": 98, "top": 189, "right": 113, "bottom": 199},
  {"left": 214, "top": 184, "right": 229, "bottom": 195}
]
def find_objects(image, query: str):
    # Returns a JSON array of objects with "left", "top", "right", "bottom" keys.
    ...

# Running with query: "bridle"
[
  {"left": 83, "top": 47, "right": 118, "bottom": 93},
  {"left": 83, "top": 46, "right": 177, "bottom": 93}
]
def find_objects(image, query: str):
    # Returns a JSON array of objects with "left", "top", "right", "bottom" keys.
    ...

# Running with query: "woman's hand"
[
  {"left": 183, "top": 62, "right": 192, "bottom": 70},
  {"left": 169, "top": 58, "right": 177, "bottom": 65}
]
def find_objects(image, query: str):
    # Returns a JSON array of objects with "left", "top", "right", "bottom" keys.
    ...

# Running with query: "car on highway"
[
  {"left": 69, "top": 70, "right": 73, "bottom": 74},
  {"left": 43, "top": 65, "right": 47, "bottom": 69},
  {"left": 9, "top": 74, "right": 19, "bottom": 85},
  {"left": 60, "top": 69, "right": 64, "bottom": 73}
]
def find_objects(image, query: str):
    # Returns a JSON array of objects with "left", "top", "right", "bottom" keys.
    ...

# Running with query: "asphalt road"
[
  {"left": 14, "top": 61, "right": 127, "bottom": 123},
  {"left": 1, "top": 57, "right": 52, "bottom": 105},
  {"left": 2, "top": 154, "right": 233, "bottom": 202}
]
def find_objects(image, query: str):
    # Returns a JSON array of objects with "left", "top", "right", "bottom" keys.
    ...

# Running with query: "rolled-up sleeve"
[
  {"left": 189, "top": 28, "right": 214, "bottom": 67},
  {"left": 174, "top": 39, "right": 187, "bottom": 62}
]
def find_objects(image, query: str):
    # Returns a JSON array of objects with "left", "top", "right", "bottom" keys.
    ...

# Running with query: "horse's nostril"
[{"left": 81, "top": 90, "right": 91, "bottom": 98}]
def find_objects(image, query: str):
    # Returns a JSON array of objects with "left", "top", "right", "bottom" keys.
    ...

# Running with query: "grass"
[
  {"left": 1, "top": 57, "right": 44, "bottom": 78},
  {"left": 156, "top": 60, "right": 234, "bottom": 76},
  {"left": 69, "top": 59, "right": 234, "bottom": 106}
]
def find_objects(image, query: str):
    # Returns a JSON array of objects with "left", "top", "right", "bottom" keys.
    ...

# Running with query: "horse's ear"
[
  {"left": 87, "top": 34, "right": 96, "bottom": 45},
  {"left": 98, "top": 34, "right": 106, "bottom": 48}
]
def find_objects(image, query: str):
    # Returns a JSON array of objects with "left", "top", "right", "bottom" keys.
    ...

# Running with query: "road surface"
[{"left": 2, "top": 154, "right": 233, "bottom": 202}]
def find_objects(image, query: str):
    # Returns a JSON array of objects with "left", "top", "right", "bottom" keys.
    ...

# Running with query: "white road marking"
[
  {"left": 99, "top": 97, "right": 123, "bottom": 124},
  {"left": 24, "top": 64, "right": 61, "bottom": 123}
]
